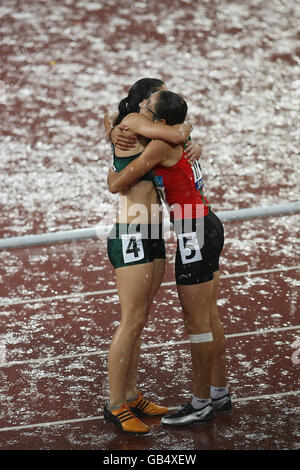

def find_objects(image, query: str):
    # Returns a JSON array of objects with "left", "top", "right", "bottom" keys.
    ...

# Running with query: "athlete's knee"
[
  {"left": 210, "top": 313, "right": 226, "bottom": 351},
  {"left": 184, "top": 315, "right": 211, "bottom": 336},
  {"left": 120, "top": 311, "right": 148, "bottom": 337}
]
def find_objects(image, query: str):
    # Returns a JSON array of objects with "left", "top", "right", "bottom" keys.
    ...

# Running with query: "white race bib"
[
  {"left": 121, "top": 233, "right": 144, "bottom": 263},
  {"left": 177, "top": 232, "right": 202, "bottom": 264},
  {"left": 191, "top": 161, "right": 204, "bottom": 190}
]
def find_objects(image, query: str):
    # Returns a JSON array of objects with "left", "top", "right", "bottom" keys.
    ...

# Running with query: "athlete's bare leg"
[
  {"left": 125, "top": 258, "right": 165, "bottom": 400},
  {"left": 210, "top": 271, "right": 227, "bottom": 387},
  {"left": 177, "top": 279, "right": 215, "bottom": 399},
  {"left": 108, "top": 262, "right": 155, "bottom": 408}
]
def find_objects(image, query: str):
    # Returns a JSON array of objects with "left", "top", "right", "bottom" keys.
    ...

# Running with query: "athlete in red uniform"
[
  {"left": 108, "top": 90, "right": 231, "bottom": 426},
  {"left": 153, "top": 147, "right": 210, "bottom": 219}
]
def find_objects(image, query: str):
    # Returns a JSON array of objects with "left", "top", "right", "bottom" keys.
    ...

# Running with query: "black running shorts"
[{"left": 174, "top": 211, "right": 224, "bottom": 285}]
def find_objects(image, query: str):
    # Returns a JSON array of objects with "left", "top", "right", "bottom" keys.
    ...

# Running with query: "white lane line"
[
  {"left": 221, "top": 265, "right": 300, "bottom": 279},
  {"left": 0, "top": 390, "right": 299, "bottom": 433},
  {"left": 0, "top": 415, "right": 102, "bottom": 433},
  {"left": 232, "top": 390, "right": 300, "bottom": 403},
  {"left": 0, "top": 324, "right": 299, "bottom": 368},
  {"left": 0, "top": 265, "right": 299, "bottom": 308}
]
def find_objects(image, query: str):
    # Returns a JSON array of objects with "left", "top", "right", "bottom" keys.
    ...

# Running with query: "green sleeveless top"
[{"left": 112, "top": 146, "right": 154, "bottom": 182}]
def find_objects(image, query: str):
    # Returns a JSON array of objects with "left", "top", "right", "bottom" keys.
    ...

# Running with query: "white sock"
[
  {"left": 210, "top": 386, "right": 228, "bottom": 400},
  {"left": 191, "top": 396, "right": 212, "bottom": 410}
]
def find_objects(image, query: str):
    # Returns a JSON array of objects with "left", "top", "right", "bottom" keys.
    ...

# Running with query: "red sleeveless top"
[{"left": 153, "top": 148, "right": 210, "bottom": 220}]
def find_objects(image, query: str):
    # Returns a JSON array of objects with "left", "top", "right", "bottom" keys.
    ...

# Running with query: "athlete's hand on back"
[
  {"left": 110, "top": 124, "right": 138, "bottom": 151},
  {"left": 184, "top": 141, "right": 202, "bottom": 165},
  {"left": 107, "top": 167, "right": 130, "bottom": 195}
]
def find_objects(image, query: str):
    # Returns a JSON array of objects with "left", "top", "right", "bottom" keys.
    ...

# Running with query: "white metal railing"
[{"left": 0, "top": 201, "right": 299, "bottom": 250}]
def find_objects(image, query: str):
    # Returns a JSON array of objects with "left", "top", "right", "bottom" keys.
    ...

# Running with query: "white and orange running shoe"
[{"left": 127, "top": 391, "right": 168, "bottom": 416}]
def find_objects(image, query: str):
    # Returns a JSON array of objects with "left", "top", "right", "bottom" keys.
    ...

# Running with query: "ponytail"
[
  {"left": 114, "top": 78, "right": 165, "bottom": 126},
  {"left": 115, "top": 97, "right": 129, "bottom": 125}
]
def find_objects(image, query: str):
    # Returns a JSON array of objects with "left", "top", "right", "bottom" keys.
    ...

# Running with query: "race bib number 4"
[
  {"left": 178, "top": 232, "right": 202, "bottom": 264},
  {"left": 121, "top": 233, "right": 144, "bottom": 264}
]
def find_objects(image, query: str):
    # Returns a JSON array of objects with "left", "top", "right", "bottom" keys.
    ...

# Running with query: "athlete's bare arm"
[
  {"left": 124, "top": 113, "right": 192, "bottom": 145},
  {"left": 104, "top": 111, "right": 138, "bottom": 150},
  {"left": 104, "top": 111, "right": 118, "bottom": 138},
  {"left": 107, "top": 140, "right": 169, "bottom": 194}
]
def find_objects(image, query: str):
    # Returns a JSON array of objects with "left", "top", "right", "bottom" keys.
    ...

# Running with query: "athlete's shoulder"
[
  {"left": 149, "top": 139, "right": 173, "bottom": 150},
  {"left": 123, "top": 113, "right": 145, "bottom": 124}
]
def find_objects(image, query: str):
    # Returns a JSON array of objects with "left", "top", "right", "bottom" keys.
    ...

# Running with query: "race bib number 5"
[
  {"left": 121, "top": 233, "right": 144, "bottom": 264},
  {"left": 178, "top": 232, "right": 202, "bottom": 264}
]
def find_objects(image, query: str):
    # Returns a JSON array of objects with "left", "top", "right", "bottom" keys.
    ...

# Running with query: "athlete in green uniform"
[{"left": 103, "top": 78, "right": 198, "bottom": 434}]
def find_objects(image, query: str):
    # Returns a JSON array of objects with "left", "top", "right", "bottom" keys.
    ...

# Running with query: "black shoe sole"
[{"left": 161, "top": 408, "right": 215, "bottom": 427}]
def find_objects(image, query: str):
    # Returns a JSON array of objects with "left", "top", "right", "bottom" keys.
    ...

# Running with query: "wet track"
[{"left": 0, "top": 0, "right": 299, "bottom": 451}]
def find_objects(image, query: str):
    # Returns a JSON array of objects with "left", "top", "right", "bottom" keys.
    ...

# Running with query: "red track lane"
[
  {"left": 0, "top": 217, "right": 299, "bottom": 450},
  {"left": 1, "top": 0, "right": 300, "bottom": 452}
]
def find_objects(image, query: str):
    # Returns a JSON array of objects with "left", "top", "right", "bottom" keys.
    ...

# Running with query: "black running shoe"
[
  {"left": 161, "top": 402, "right": 215, "bottom": 426},
  {"left": 212, "top": 393, "right": 232, "bottom": 412}
]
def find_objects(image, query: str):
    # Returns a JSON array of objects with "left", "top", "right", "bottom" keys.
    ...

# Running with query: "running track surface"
[
  {"left": 0, "top": 0, "right": 299, "bottom": 451},
  {"left": 0, "top": 215, "right": 299, "bottom": 450}
]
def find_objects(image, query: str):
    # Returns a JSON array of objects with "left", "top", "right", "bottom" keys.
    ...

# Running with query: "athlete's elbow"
[
  {"left": 109, "top": 179, "right": 127, "bottom": 194},
  {"left": 107, "top": 177, "right": 118, "bottom": 194},
  {"left": 108, "top": 182, "right": 119, "bottom": 194}
]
